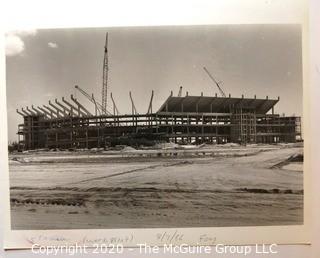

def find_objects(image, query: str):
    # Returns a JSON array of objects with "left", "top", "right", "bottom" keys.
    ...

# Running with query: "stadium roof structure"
[{"left": 157, "top": 95, "right": 279, "bottom": 114}]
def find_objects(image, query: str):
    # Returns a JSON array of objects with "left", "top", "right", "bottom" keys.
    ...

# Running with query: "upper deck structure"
[{"left": 158, "top": 94, "right": 279, "bottom": 114}]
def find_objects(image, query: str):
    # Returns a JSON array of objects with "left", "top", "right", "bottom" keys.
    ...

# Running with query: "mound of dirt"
[
  {"left": 120, "top": 146, "right": 137, "bottom": 152},
  {"left": 154, "top": 142, "right": 180, "bottom": 150}
]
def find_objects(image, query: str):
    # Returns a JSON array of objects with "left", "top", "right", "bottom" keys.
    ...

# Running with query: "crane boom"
[
  {"left": 75, "top": 85, "right": 95, "bottom": 103},
  {"left": 203, "top": 66, "right": 226, "bottom": 97},
  {"left": 101, "top": 32, "right": 109, "bottom": 114},
  {"left": 74, "top": 85, "right": 112, "bottom": 115}
]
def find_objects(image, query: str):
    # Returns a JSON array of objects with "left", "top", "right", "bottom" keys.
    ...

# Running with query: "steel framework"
[{"left": 16, "top": 92, "right": 301, "bottom": 150}]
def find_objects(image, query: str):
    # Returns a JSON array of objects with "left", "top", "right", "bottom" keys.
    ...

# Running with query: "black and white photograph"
[{"left": 6, "top": 24, "right": 304, "bottom": 230}]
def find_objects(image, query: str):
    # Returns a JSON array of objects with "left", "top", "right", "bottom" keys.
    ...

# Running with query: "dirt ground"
[{"left": 9, "top": 143, "right": 303, "bottom": 229}]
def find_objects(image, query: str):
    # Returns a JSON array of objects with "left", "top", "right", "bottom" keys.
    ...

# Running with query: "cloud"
[
  {"left": 10, "top": 29, "right": 37, "bottom": 37},
  {"left": 5, "top": 34, "right": 25, "bottom": 56},
  {"left": 5, "top": 29, "right": 37, "bottom": 56},
  {"left": 48, "top": 42, "right": 58, "bottom": 48}
]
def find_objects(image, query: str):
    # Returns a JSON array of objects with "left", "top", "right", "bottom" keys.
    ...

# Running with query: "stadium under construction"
[
  {"left": 16, "top": 90, "right": 302, "bottom": 150},
  {"left": 15, "top": 33, "right": 302, "bottom": 150}
]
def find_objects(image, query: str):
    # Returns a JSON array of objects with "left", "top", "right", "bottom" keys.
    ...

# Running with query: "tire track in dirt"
[{"left": 61, "top": 160, "right": 192, "bottom": 186}]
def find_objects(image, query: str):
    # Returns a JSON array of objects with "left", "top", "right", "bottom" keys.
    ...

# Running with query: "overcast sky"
[{"left": 6, "top": 24, "right": 302, "bottom": 142}]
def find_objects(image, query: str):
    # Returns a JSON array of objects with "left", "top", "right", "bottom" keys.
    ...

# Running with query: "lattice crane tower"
[{"left": 102, "top": 32, "right": 109, "bottom": 114}]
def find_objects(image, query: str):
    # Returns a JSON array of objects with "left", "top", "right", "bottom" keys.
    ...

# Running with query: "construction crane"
[
  {"left": 101, "top": 32, "right": 109, "bottom": 114},
  {"left": 74, "top": 85, "right": 112, "bottom": 115},
  {"left": 177, "top": 86, "right": 183, "bottom": 97},
  {"left": 203, "top": 66, "right": 226, "bottom": 97}
]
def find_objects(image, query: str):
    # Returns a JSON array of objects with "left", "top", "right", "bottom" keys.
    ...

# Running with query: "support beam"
[
  {"left": 157, "top": 92, "right": 173, "bottom": 113},
  {"left": 129, "top": 91, "right": 137, "bottom": 115},
  {"left": 32, "top": 105, "right": 50, "bottom": 119},
  {"left": 37, "top": 106, "right": 55, "bottom": 119},
  {"left": 43, "top": 105, "right": 59, "bottom": 118},
  {"left": 31, "top": 105, "right": 43, "bottom": 116},
  {"left": 195, "top": 96, "right": 202, "bottom": 113},
  {"left": 26, "top": 106, "right": 37, "bottom": 116},
  {"left": 21, "top": 108, "right": 31, "bottom": 116},
  {"left": 31, "top": 105, "right": 50, "bottom": 119},
  {"left": 70, "top": 94, "right": 92, "bottom": 116},
  {"left": 110, "top": 92, "right": 120, "bottom": 115},
  {"left": 91, "top": 94, "right": 101, "bottom": 116},
  {"left": 30, "top": 105, "right": 41, "bottom": 115},
  {"left": 16, "top": 109, "right": 27, "bottom": 116},
  {"left": 209, "top": 95, "right": 218, "bottom": 113},
  {"left": 55, "top": 98, "right": 74, "bottom": 116},
  {"left": 49, "top": 101, "right": 65, "bottom": 117},
  {"left": 22, "top": 107, "right": 34, "bottom": 116},
  {"left": 62, "top": 97, "right": 87, "bottom": 117},
  {"left": 147, "top": 90, "right": 154, "bottom": 114}
]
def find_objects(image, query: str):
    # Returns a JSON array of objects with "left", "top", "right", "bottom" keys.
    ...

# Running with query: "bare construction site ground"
[{"left": 9, "top": 143, "right": 303, "bottom": 229}]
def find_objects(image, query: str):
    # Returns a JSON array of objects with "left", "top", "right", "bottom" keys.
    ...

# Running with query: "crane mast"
[
  {"left": 203, "top": 66, "right": 226, "bottom": 97},
  {"left": 102, "top": 33, "right": 109, "bottom": 114}
]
